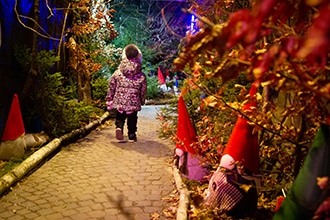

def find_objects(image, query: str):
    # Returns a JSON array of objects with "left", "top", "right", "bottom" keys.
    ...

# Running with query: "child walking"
[{"left": 106, "top": 44, "right": 147, "bottom": 142}]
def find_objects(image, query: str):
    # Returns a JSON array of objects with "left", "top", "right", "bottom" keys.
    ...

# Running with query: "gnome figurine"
[
  {"left": 0, "top": 94, "right": 26, "bottom": 160},
  {"left": 175, "top": 95, "right": 209, "bottom": 182},
  {"left": 204, "top": 82, "right": 261, "bottom": 216}
]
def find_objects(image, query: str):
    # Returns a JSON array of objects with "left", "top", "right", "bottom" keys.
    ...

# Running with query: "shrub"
[
  {"left": 91, "top": 74, "right": 109, "bottom": 109},
  {"left": 14, "top": 46, "right": 103, "bottom": 138},
  {"left": 146, "top": 76, "right": 163, "bottom": 100},
  {"left": 31, "top": 71, "right": 103, "bottom": 138}
]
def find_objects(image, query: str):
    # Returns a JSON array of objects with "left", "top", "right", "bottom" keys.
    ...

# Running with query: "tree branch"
[
  {"left": 14, "top": 0, "right": 59, "bottom": 41},
  {"left": 161, "top": 8, "right": 183, "bottom": 38}
]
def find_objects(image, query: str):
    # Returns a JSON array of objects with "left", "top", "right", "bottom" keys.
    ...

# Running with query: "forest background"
[{"left": 0, "top": 0, "right": 329, "bottom": 219}]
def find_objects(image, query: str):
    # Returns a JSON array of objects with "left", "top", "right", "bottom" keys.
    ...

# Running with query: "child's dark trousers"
[{"left": 115, "top": 110, "right": 137, "bottom": 135}]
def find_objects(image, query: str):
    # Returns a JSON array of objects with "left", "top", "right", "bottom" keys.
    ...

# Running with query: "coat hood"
[
  {"left": 119, "top": 45, "right": 143, "bottom": 79},
  {"left": 122, "top": 44, "right": 142, "bottom": 62}
]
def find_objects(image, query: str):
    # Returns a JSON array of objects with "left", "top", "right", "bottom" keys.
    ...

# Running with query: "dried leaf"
[
  {"left": 151, "top": 212, "right": 160, "bottom": 219},
  {"left": 204, "top": 96, "right": 218, "bottom": 107},
  {"left": 316, "top": 176, "right": 329, "bottom": 190},
  {"left": 239, "top": 184, "right": 252, "bottom": 193}
]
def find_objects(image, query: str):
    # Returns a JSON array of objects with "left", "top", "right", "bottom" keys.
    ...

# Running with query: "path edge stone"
[{"left": 173, "top": 164, "right": 190, "bottom": 220}]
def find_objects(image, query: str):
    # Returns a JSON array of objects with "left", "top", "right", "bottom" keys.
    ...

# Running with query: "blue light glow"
[{"left": 190, "top": 13, "right": 200, "bottom": 34}]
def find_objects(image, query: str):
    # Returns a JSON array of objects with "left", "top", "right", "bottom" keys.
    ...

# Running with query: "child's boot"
[
  {"left": 128, "top": 133, "right": 137, "bottom": 142},
  {"left": 116, "top": 128, "right": 124, "bottom": 140}
]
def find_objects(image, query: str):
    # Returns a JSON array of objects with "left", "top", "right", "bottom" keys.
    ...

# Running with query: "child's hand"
[{"left": 106, "top": 101, "right": 113, "bottom": 110}]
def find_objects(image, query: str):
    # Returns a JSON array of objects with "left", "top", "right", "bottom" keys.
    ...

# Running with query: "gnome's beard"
[
  {"left": 220, "top": 154, "right": 235, "bottom": 170},
  {"left": 204, "top": 154, "right": 259, "bottom": 214}
]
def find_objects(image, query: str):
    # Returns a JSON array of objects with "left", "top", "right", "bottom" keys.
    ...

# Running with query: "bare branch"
[
  {"left": 182, "top": 7, "right": 215, "bottom": 28},
  {"left": 161, "top": 8, "right": 183, "bottom": 38},
  {"left": 45, "top": 0, "right": 54, "bottom": 19},
  {"left": 14, "top": 0, "right": 59, "bottom": 41}
]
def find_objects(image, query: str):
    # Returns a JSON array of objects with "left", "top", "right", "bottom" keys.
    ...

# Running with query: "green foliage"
[
  {"left": 0, "top": 149, "right": 36, "bottom": 178},
  {"left": 91, "top": 75, "right": 109, "bottom": 102},
  {"left": 146, "top": 76, "right": 163, "bottom": 100},
  {"left": 32, "top": 71, "right": 101, "bottom": 138},
  {"left": 157, "top": 104, "right": 178, "bottom": 140},
  {"left": 36, "top": 50, "right": 61, "bottom": 70},
  {"left": 13, "top": 45, "right": 31, "bottom": 69},
  {"left": 0, "top": 157, "right": 26, "bottom": 177},
  {"left": 14, "top": 47, "right": 103, "bottom": 138},
  {"left": 111, "top": 2, "right": 184, "bottom": 73},
  {"left": 111, "top": 10, "right": 147, "bottom": 49},
  {"left": 13, "top": 45, "right": 60, "bottom": 71}
]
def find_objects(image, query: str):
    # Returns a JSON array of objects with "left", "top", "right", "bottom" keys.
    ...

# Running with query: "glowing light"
[
  {"left": 189, "top": 13, "right": 199, "bottom": 34},
  {"left": 190, "top": 15, "right": 195, "bottom": 31}
]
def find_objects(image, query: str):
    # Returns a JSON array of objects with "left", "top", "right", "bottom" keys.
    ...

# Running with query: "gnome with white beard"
[{"left": 204, "top": 81, "right": 261, "bottom": 217}]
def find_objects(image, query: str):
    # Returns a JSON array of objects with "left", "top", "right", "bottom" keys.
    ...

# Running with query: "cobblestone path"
[{"left": 0, "top": 106, "right": 175, "bottom": 220}]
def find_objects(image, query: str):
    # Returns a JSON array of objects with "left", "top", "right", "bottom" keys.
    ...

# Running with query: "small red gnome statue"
[
  {"left": 205, "top": 81, "right": 261, "bottom": 217},
  {"left": 175, "top": 95, "right": 209, "bottom": 182}
]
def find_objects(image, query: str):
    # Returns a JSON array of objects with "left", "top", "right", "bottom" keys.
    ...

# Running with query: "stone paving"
[{"left": 0, "top": 105, "right": 175, "bottom": 220}]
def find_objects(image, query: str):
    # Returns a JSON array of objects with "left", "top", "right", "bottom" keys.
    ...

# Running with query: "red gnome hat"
[
  {"left": 2, "top": 94, "right": 25, "bottom": 141},
  {"left": 222, "top": 82, "right": 259, "bottom": 174},
  {"left": 176, "top": 96, "right": 196, "bottom": 154},
  {"left": 157, "top": 67, "right": 166, "bottom": 85}
]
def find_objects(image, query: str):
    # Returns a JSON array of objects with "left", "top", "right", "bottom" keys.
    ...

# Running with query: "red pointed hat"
[
  {"left": 166, "top": 68, "right": 170, "bottom": 77},
  {"left": 2, "top": 94, "right": 25, "bottom": 141},
  {"left": 158, "top": 67, "right": 166, "bottom": 85},
  {"left": 176, "top": 96, "right": 197, "bottom": 154},
  {"left": 222, "top": 82, "right": 259, "bottom": 174}
]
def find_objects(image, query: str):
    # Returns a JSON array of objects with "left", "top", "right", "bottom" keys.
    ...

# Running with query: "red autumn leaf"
[
  {"left": 294, "top": 1, "right": 311, "bottom": 34},
  {"left": 314, "top": 196, "right": 330, "bottom": 218},
  {"left": 223, "top": 9, "right": 252, "bottom": 48},
  {"left": 296, "top": 4, "right": 330, "bottom": 70},
  {"left": 271, "top": 1, "right": 293, "bottom": 25},
  {"left": 281, "top": 36, "right": 301, "bottom": 57},
  {"left": 252, "top": 0, "right": 277, "bottom": 19},
  {"left": 275, "top": 196, "right": 285, "bottom": 212},
  {"left": 244, "top": 0, "right": 277, "bottom": 45}
]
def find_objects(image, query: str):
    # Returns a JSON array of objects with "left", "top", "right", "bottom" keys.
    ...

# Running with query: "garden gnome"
[
  {"left": 157, "top": 66, "right": 165, "bottom": 85},
  {"left": 175, "top": 95, "right": 209, "bottom": 182},
  {"left": 173, "top": 74, "right": 180, "bottom": 95},
  {"left": 204, "top": 82, "right": 260, "bottom": 216},
  {"left": 273, "top": 125, "right": 330, "bottom": 220},
  {"left": 221, "top": 82, "right": 259, "bottom": 174},
  {"left": 165, "top": 68, "right": 171, "bottom": 83},
  {"left": 0, "top": 94, "right": 26, "bottom": 160},
  {"left": 158, "top": 67, "right": 168, "bottom": 93}
]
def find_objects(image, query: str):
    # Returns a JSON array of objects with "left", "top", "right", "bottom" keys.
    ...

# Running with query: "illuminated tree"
[
  {"left": 171, "top": 0, "right": 330, "bottom": 215},
  {"left": 111, "top": 0, "right": 190, "bottom": 69},
  {"left": 66, "top": 0, "right": 118, "bottom": 102}
]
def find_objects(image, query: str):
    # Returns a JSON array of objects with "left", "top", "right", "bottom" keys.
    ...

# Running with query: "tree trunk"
[
  {"left": 293, "top": 115, "right": 307, "bottom": 178},
  {"left": 77, "top": 67, "right": 92, "bottom": 103},
  {"left": 56, "top": 3, "right": 71, "bottom": 71},
  {"left": 20, "top": 0, "right": 39, "bottom": 102}
]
